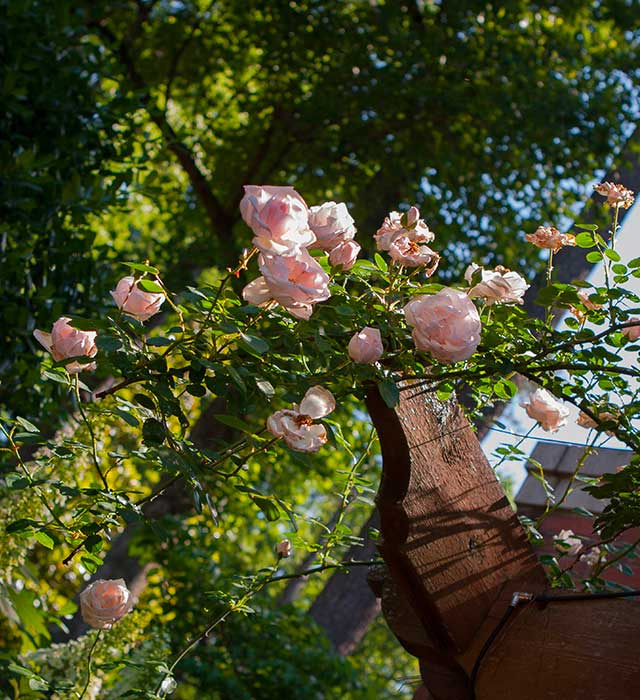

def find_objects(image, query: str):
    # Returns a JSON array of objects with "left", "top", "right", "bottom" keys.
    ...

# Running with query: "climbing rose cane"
[
  {"left": 403, "top": 288, "right": 481, "bottom": 363},
  {"left": 33, "top": 317, "right": 98, "bottom": 373},
  {"left": 111, "top": 276, "right": 165, "bottom": 322},
  {"left": 80, "top": 578, "right": 132, "bottom": 629},
  {"left": 266, "top": 386, "right": 335, "bottom": 453}
]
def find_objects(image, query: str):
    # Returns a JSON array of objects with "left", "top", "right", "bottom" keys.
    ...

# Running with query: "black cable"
[{"left": 469, "top": 588, "right": 640, "bottom": 699}]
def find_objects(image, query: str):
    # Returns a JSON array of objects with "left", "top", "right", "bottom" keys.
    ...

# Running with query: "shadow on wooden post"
[{"left": 366, "top": 382, "right": 640, "bottom": 699}]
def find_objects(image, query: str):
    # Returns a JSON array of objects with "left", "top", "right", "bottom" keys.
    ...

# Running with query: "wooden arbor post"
[{"left": 366, "top": 383, "right": 640, "bottom": 700}]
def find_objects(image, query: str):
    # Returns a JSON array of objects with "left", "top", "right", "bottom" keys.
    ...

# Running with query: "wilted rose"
[
  {"left": 403, "top": 288, "right": 481, "bottom": 363},
  {"left": 374, "top": 206, "right": 434, "bottom": 251},
  {"left": 240, "top": 185, "right": 315, "bottom": 254},
  {"left": 242, "top": 249, "right": 330, "bottom": 320},
  {"left": 111, "top": 276, "right": 165, "bottom": 322},
  {"left": 622, "top": 318, "right": 640, "bottom": 342},
  {"left": 554, "top": 529, "right": 582, "bottom": 557},
  {"left": 308, "top": 201, "right": 356, "bottom": 251},
  {"left": 329, "top": 240, "right": 360, "bottom": 270},
  {"left": 33, "top": 317, "right": 98, "bottom": 373},
  {"left": 466, "top": 264, "right": 529, "bottom": 305},
  {"left": 525, "top": 226, "right": 576, "bottom": 254},
  {"left": 580, "top": 546, "right": 602, "bottom": 567},
  {"left": 577, "top": 409, "right": 617, "bottom": 431},
  {"left": 522, "top": 388, "right": 570, "bottom": 432},
  {"left": 80, "top": 578, "right": 132, "bottom": 629},
  {"left": 266, "top": 386, "right": 335, "bottom": 453},
  {"left": 594, "top": 181, "right": 635, "bottom": 209},
  {"left": 348, "top": 327, "right": 383, "bottom": 364}
]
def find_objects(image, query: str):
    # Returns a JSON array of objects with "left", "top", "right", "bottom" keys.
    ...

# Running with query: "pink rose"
[
  {"left": 403, "top": 288, "right": 481, "bottom": 363},
  {"left": 329, "top": 240, "right": 361, "bottom": 270},
  {"left": 622, "top": 318, "right": 640, "bottom": 341},
  {"left": 266, "top": 386, "right": 335, "bottom": 453},
  {"left": 554, "top": 529, "right": 582, "bottom": 557},
  {"left": 465, "top": 263, "right": 529, "bottom": 305},
  {"left": 308, "top": 201, "right": 356, "bottom": 251},
  {"left": 348, "top": 327, "right": 383, "bottom": 364},
  {"left": 33, "top": 317, "right": 98, "bottom": 373},
  {"left": 242, "top": 249, "right": 330, "bottom": 320},
  {"left": 111, "top": 276, "right": 165, "bottom": 322},
  {"left": 374, "top": 206, "right": 435, "bottom": 251},
  {"left": 80, "top": 578, "right": 132, "bottom": 629},
  {"left": 240, "top": 185, "right": 315, "bottom": 254},
  {"left": 521, "top": 388, "right": 570, "bottom": 432},
  {"left": 388, "top": 236, "right": 440, "bottom": 272}
]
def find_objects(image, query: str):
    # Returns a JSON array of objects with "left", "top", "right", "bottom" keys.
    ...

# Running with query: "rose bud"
[
  {"left": 111, "top": 276, "right": 165, "bottom": 322},
  {"left": 348, "top": 327, "right": 383, "bottom": 364},
  {"left": 33, "top": 317, "right": 98, "bottom": 373},
  {"left": 276, "top": 539, "right": 292, "bottom": 558}
]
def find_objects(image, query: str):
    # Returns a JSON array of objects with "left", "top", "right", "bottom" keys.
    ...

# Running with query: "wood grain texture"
[
  {"left": 475, "top": 598, "right": 640, "bottom": 699},
  {"left": 366, "top": 382, "right": 546, "bottom": 655}
]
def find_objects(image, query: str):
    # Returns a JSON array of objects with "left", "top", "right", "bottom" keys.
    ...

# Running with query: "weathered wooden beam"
[
  {"left": 473, "top": 597, "right": 640, "bottom": 699},
  {"left": 366, "top": 382, "right": 547, "bottom": 697}
]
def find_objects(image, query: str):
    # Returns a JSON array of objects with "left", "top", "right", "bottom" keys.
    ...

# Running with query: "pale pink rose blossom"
[
  {"left": 465, "top": 263, "right": 529, "bottom": 305},
  {"left": 266, "top": 386, "right": 335, "bottom": 453},
  {"left": 33, "top": 317, "right": 98, "bottom": 373},
  {"left": 388, "top": 236, "right": 440, "bottom": 272},
  {"left": 80, "top": 578, "right": 132, "bottom": 629},
  {"left": 594, "top": 181, "right": 635, "bottom": 209},
  {"left": 374, "top": 206, "right": 435, "bottom": 251},
  {"left": 525, "top": 226, "right": 576, "bottom": 254},
  {"left": 580, "top": 546, "right": 602, "bottom": 567},
  {"left": 554, "top": 529, "right": 582, "bottom": 557},
  {"left": 570, "top": 290, "right": 603, "bottom": 322},
  {"left": 111, "top": 276, "right": 165, "bottom": 322},
  {"left": 521, "top": 388, "right": 570, "bottom": 432},
  {"left": 240, "top": 185, "right": 315, "bottom": 254},
  {"left": 577, "top": 409, "right": 617, "bottom": 430},
  {"left": 276, "top": 539, "right": 292, "bottom": 558},
  {"left": 308, "top": 201, "right": 356, "bottom": 251},
  {"left": 403, "top": 288, "right": 481, "bottom": 363},
  {"left": 622, "top": 318, "right": 640, "bottom": 342},
  {"left": 348, "top": 327, "right": 383, "bottom": 364},
  {"left": 328, "top": 240, "right": 361, "bottom": 270},
  {"left": 242, "top": 249, "right": 330, "bottom": 320}
]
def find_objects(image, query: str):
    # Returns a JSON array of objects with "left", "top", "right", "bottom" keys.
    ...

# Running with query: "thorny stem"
[
  {"left": 78, "top": 629, "right": 101, "bottom": 700},
  {"left": 155, "top": 558, "right": 376, "bottom": 696},
  {"left": 75, "top": 376, "right": 110, "bottom": 490}
]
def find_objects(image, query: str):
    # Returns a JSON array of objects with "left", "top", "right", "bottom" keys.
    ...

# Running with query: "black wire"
[{"left": 469, "top": 588, "right": 640, "bottom": 699}]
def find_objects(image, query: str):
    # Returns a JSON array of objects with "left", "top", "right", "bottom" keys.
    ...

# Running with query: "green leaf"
[
  {"left": 239, "top": 332, "right": 269, "bottom": 355},
  {"left": 6, "top": 518, "right": 38, "bottom": 533},
  {"left": 256, "top": 379, "right": 275, "bottom": 398},
  {"left": 186, "top": 383, "right": 206, "bottom": 397},
  {"left": 142, "top": 418, "right": 166, "bottom": 445},
  {"left": 34, "top": 530, "right": 54, "bottom": 549},
  {"left": 604, "top": 248, "right": 621, "bottom": 262},
  {"left": 16, "top": 416, "right": 38, "bottom": 433},
  {"left": 134, "top": 393, "right": 156, "bottom": 410},
  {"left": 137, "top": 279, "right": 164, "bottom": 294},
  {"left": 586, "top": 251, "right": 603, "bottom": 263},
  {"left": 122, "top": 262, "right": 160, "bottom": 275},
  {"left": 374, "top": 252, "right": 388, "bottom": 273},
  {"left": 377, "top": 379, "right": 399, "bottom": 408},
  {"left": 114, "top": 408, "right": 139, "bottom": 428},
  {"left": 494, "top": 378, "right": 518, "bottom": 400},
  {"left": 214, "top": 414, "right": 254, "bottom": 433},
  {"left": 147, "top": 336, "right": 173, "bottom": 346},
  {"left": 253, "top": 495, "right": 281, "bottom": 521},
  {"left": 96, "top": 336, "right": 122, "bottom": 352},
  {"left": 575, "top": 231, "right": 596, "bottom": 248}
]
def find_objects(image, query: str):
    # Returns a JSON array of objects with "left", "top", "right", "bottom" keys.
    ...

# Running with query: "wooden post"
[{"left": 366, "top": 382, "right": 640, "bottom": 699}]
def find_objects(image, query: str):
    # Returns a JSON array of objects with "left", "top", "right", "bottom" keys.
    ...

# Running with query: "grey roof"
[{"left": 515, "top": 442, "right": 632, "bottom": 514}]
